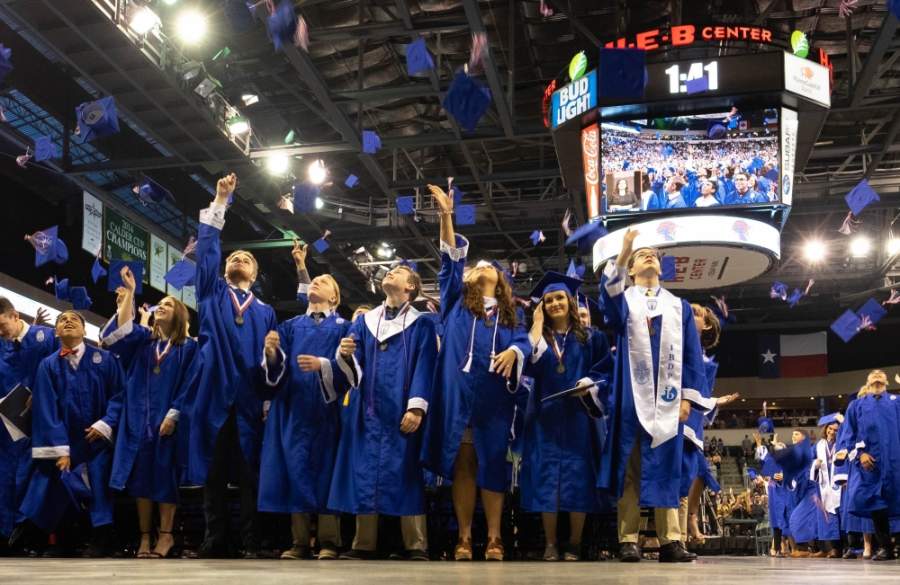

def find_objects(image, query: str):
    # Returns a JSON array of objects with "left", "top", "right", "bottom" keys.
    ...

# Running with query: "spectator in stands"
[{"left": 742, "top": 435, "right": 753, "bottom": 459}]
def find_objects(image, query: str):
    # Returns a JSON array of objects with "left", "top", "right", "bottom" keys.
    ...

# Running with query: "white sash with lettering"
[{"left": 625, "top": 286, "right": 683, "bottom": 448}]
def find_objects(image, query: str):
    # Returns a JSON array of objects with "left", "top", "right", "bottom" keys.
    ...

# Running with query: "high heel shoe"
[
  {"left": 136, "top": 532, "right": 153, "bottom": 559},
  {"left": 150, "top": 531, "right": 177, "bottom": 559}
]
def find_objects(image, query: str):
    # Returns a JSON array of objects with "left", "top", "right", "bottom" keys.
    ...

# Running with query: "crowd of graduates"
[{"left": 1, "top": 173, "right": 898, "bottom": 564}]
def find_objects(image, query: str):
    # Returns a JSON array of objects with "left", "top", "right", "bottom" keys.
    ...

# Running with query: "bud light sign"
[{"left": 551, "top": 70, "right": 597, "bottom": 129}]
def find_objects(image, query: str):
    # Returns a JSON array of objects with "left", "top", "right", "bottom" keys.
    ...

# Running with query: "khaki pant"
[
  {"left": 617, "top": 443, "right": 681, "bottom": 545},
  {"left": 678, "top": 497, "right": 689, "bottom": 543},
  {"left": 352, "top": 514, "right": 428, "bottom": 551},
  {"left": 290, "top": 513, "right": 342, "bottom": 547}
]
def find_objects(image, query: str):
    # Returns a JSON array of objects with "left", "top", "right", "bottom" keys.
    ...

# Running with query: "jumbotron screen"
[{"left": 599, "top": 107, "right": 781, "bottom": 214}]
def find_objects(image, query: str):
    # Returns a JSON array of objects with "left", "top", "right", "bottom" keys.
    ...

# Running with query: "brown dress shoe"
[
  {"left": 810, "top": 550, "right": 827, "bottom": 558},
  {"left": 790, "top": 550, "right": 810, "bottom": 558}
]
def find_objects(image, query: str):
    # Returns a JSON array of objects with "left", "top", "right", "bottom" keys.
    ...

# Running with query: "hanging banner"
[
  {"left": 581, "top": 123, "right": 601, "bottom": 219},
  {"left": 166, "top": 244, "right": 183, "bottom": 301},
  {"left": 104, "top": 207, "right": 149, "bottom": 264},
  {"left": 149, "top": 235, "right": 168, "bottom": 293},
  {"left": 182, "top": 280, "right": 197, "bottom": 311},
  {"left": 82, "top": 191, "right": 104, "bottom": 256}
]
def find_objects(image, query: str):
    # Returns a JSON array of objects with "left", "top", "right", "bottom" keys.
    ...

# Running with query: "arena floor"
[{"left": 4, "top": 556, "right": 900, "bottom": 584}]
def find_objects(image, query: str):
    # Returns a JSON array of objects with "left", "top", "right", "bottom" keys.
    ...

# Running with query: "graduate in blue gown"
[
  {"left": 100, "top": 267, "right": 198, "bottom": 558},
  {"left": 811, "top": 413, "right": 843, "bottom": 556},
  {"left": 258, "top": 241, "right": 348, "bottom": 560},
  {"left": 329, "top": 263, "right": 436, "bottom": 560},
  {"left": 20, "top": 310, "right": 124, "bottom": 556},
  {"left": 772, "top": 431, "right": 819, "bottom": 556},
  {"left": 724, "top": 171, "right": 768, "bottom": 205},
  {"left": 0, "top": 300, "right": 57, "bottom": 542},
  {"left": 597, "top": 229, "right": 715, "bottom": 563},
  {"left": 679, "top": 304, "right": 739, "bottom": 546},
  {"left": 420, "top": 184, "right": 530, "bottom": 561},
  {"left": 187, "top": 173, "right": 277, "bottom": 558},
  {"left": 520, "top": 272, "right": 611, "bottom": 561},
  {"left": 834, "top": 369, "right": 900, "bottom": 561},
  {"left": 756, "top": 436, "right": 791, "bottom": 556}
]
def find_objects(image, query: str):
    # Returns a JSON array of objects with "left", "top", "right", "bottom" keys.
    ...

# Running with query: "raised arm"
[
  {"left": 600, "top": 229, "right": 638, "bottom": 333},
  {"left": 196, "top": 173, "right": 236, "bottom": 300},
  {"left": 292, "top": 239, "right": 311, "bottom": 307},
  {"left": 100, "top": 266, "right": 150, "bottom": 366}
]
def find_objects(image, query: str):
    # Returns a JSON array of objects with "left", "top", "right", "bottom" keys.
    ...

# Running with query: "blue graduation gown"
[
  {"left": 0, "top": 325, "right": 58, "bottom": 537},
  {"left": 680, "top": 356, "right": 720, "bottom": 497},
  {"left": 760, "top": 449, "right": 791, "bottom": 534},
  {"left": 328, "top": 305, "right": 437, "bottom": 516},
  {"left": 421, "top": 236, "right": 531, "bottom": 492},
  {"left": 102, "top": 321, "right": 198, "bottom": 503},
  {"left": 779, "top": 442, "right": 818, "bottom": 543},
  {"left": 20, "top": 346, "right": 124, "bottom": 530},
  {"left": 186, "top": 206, "right": 277, "bottom": 485},
  {"left": 596, "top": 264, "right": 711, "bottom": 509},
  {"left": 835, "top": 393, "right": 900, "bottom": 518},
  {"left": 520, "top": 330, "right": 611, "bottom": 513},
  {"left": 258, "top": 312, "right": 350, "bottom": 514}
]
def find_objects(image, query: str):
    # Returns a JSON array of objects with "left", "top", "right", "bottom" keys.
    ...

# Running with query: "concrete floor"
[{"left": 3, "top": 557, "right": 899, "bottom": 584}]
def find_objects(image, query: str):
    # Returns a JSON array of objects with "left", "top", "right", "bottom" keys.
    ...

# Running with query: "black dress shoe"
[
  {"left": 406, "top": 549, "right": 429, "bottom": 561},
  {"left": 339, "top": 548, "right": 376, "bottom": 560},
  {"left": 842, "top": 549, "right": 858, "bottom": 559},
  {"left": 872, "top": 548, "right": 896, "bottom": 561},
  {"left": 619, "top": 542, "right": 641, "bottom": 562},
  {"left": 242, "top": 549, "right": 260, "bottom": 559},
  {"left": 185, "top": 540, "right": 229, "bottom": 559},
  {"left": 659, "top": 541, "right": 697, "bottom": 563}
]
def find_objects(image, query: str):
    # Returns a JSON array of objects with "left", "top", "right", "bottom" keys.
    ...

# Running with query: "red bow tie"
[{"left": 59, "top": 348, "right": 76, "bottom": 358}]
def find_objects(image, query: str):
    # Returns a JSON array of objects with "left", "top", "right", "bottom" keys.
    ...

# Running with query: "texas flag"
[{"left": 758, "top": 332, "right": 828, "bottom": 378}]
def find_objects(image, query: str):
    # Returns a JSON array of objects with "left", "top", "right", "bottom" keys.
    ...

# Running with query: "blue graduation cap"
[
  {"left": 443, "top": 71, "right": 492, "bottom": 132},
  {"left": 830, "top": 308, "right": 862, "bottom": 343},
  {"left": 565, "top": 221, "right": 607, "bottom": 255},
  {"left": 108, "top": 260, "right": 144, "bottom": 294},
  {"left": 787, "top": 288, "right": 803, "bottom": 308},
  {"left": 54, "top": 277, "right": 70, "bottom": 302},
  {"left": 451, "top": 184, "right": 465, "bottom": 207},
  {"left": 0, "top": 43, "right": 12, "bottom": 83},
  {"left": 747, "top": 468, "right": 757, "bottom": 481},
  {"left": 660, "top": 255, "right": 676, "bottom": 282},
  {"left": 69, "top": 287, "right": 92, "bottom": 311},
  {"left": 164, "top": 259, "right": 196, "bottom": 290},
  {"left": 61, "top": 464, "right": 92, "bottom": 509},
  {"left": 406, "top": 37, "right": 434, "bottom": 76},
  {"left": 528, "top": 271, "right": 582, "bottom": 302},
  {"left": 455, "top": 203, "right": 476, "bottom": 226},
  {"left": 597, "top": 48, "right": 646, "bottom": 99},
  {"left": 577, "top": 293, "right": 599, "bottom": 313},
  {"left": 529, "top": 230, "right": 545, "bottom": 246},
  {"left": 857, "top": 297, "right": 887, "bottom": 327},
  {"left": 396, "top": 195, "right": 415, "bottom": 215},
  {"left": 757, "top": 416, "right": 775, "bottom": 434},
  {"left": 566, "top": 259, "right": 578, "bottom": 278},
  {"left": 817, "top": 413, "right": 842, "bottom": 427},
  {"left": 313, "top": 237, "right": 330, "bottom": 254},
  {"left": 33, "top": 135, "right": 59, "bottom": 162},
  {"left": 292, "top": 181, "right": 320, "bottom": 213},
  {"left": 91, "top": 257, "right": 107, "bottom": 284},
  {"left": 75, "top": 96, "right": 119, "bottom": 142},
  {"left": 769, "top": 281, "right": 788, "bottom": 301},
  {"left": 685, "top": 76, "right": 708, "bottom": 94},
  {"left": 362, "top": 130, "right": 382, "bottom": 154},
  {"left": 708, "top": 123, "right": 726, "bottom": 139},
  {"left": 267, "top": 0, "right": 297, "bottom": 52},
  {"left": 28, "top": 226, "right": 69, "bottom": 267},
  {"left": 136, "top": 178, "right": 174, "bottom": 205},
  {"left": 844, "top": 179, "right": 879, "bottom": 216},
  {"left": 344, "top": 174, "right": 359, "bottom": 188}
]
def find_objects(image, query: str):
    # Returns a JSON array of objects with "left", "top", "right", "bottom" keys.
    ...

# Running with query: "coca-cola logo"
[{"left": 582, "top": 127, "right": 599, "bottom": 186}]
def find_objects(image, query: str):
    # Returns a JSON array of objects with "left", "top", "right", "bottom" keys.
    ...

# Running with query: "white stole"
[
  {"left": 625, "top": 285, "right": 683, "bottom": 448},
  {"left": 814, "top": 439, "right": 842, "bottom": 514}
]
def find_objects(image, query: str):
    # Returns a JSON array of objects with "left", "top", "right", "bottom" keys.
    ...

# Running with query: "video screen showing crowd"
[
  {"left": 1, "top": 173, "right": 899, "bottom": 563},
  {"left": 601, "top": 108, "right": 781, "bottom": 213}
]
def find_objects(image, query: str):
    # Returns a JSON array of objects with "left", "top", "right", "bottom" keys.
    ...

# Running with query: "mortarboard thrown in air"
[
  {"left": 164, "top": 259, "right": 196, "bottom": 290},
  {"left": 292, "top": 181, "right": 320, "bottom": 213},
  {"left": 597, "top": 48, "right": 647, "bottom": 100},
  {"left": 529, "top": 230, "right": 545, "bottom": 246},
  {"left": 856, "top": 297, "right": 887, "bottom": 329},
  {"left": 660, "top": 255, "right": 676, "bottom": 282},
  {"left": 747, "top": 469, "right": 758, "bottom": 481},
  {"left": 362, "top": 130, "right": 382, "bottom": 154},
  {"left": 769, "top": 281, "right": 788, "bottom": 301},
  {"left": 455, "top": 203, "right": 476, "bottom": 226},
  {"left": 75, "top": 96, "right": 119, "bottom": 142},
  {"left": 53, "top": 277, "right": 70, "bottom": 302},
  {"left": 528, "top": 271, "right": 582, "bottom": 303},
  {"left": 396, "top": 195, "right": 415, "bottom": 216},
  {"left": 565, "top": 220, "right": 607, "bottom": 255},
  {"left": 685, "top": 76, "right": 708, "bottom": 95},
  {"left": 708, "top": 123, "right": 726, "bottom": 139},
  {"left": 344, "top": 174, "right": 359, "bottom": 188},
  {"left": 0, "top": 44, "right": 12, "bottom": 83},
  {"left": 406, "top": 37, "right": 434, "bottom": 76},
  {"left": 91, "top": 257, "right": 107, "bottom": 284},
  {"left": 830, "top": 308, "right": 862, "bottom": 343},
  {"left": 135, "top": 178, "right": 174, "bottom": 205},
  {"left": 108, "top": 260, "right": 144, "bottom": 294},
  {"left": 844, "top": 178, "right": 879, "bottom": 217},
  {"left": 33, "top": 136, "right": 59, "bottom": 162},
  {"left": 787, "top": 288, "right": 803, "bottom": 308},
  {"left": 443, "top": 71, "right": 492, "bottom": 132},
  {"left": 267, "top": 0, "right": 298, "bottom": 52},
  {"left": 313, "top": 230, "right": 331, "bottom": 254},
  {"left": 27, "top": 226, "right": 69, "bottom": 267},
  {"left": 69, "top": 287, "right": 92, "bottom": 311},
  {"left": 817, "top": 413, "right": 842, "bottom": 427}
]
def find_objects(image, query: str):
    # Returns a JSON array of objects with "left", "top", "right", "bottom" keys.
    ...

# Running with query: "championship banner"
[
  {"left": 149, "top": 234, "right": 168, "bottom": 293},
  {"left": 81, "top": 191, "right": 103, "bottom": 256},
  {"left": 104, "top": 207, "right": 149, "bottom": 264}
]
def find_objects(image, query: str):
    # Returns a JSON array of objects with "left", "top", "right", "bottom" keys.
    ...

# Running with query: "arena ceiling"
[{"left": 0, "top": 0, "right": 899, "bottom": 331}]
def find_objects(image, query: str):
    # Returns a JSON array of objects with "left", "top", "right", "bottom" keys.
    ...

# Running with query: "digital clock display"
[{"left": 664, "top": 61, "right": 719, "bottom": 94}]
